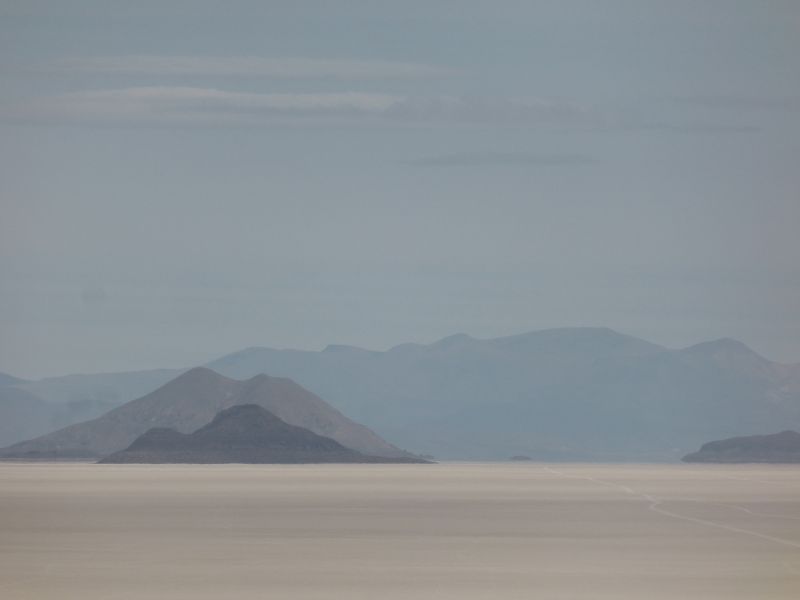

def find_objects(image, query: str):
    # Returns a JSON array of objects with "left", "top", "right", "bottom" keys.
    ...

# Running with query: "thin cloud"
[
  {"left": 4, "top": 87, "right": 602, "bottom": 128},
  {"left": 6, "top": 87, "right": 399, "bottom": 125},
  {"left": 675, "top": 95, "right": 800, "bottom": 113},
  {"left": 383, "top": 96, "right": 596, "bottom": 125},
  {"left": 405, "top": 151, "right": 596, "bottom": 168},
  {"left": 41, "top": 55, "right": 461, "bottom": 80}
]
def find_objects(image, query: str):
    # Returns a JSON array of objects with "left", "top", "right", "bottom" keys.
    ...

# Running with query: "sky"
[{"left": 1, "top": 1, "right": 799, "bottom": 378}]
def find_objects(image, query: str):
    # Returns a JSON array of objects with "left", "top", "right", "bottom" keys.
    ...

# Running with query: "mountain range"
[
  {"left": 2, "top": 327, "right": 799, "bottom": 460},
  {"left": 0, "top": 368, "right": 411, "bottom": 460},
  {"left": 204, "top": 329, "right": 800, "bottom": 460},
  {"left": 100, "top": 404, "right": 429, "bottom": 464}
]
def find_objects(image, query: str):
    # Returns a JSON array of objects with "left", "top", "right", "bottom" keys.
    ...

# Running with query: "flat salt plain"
[{"left": 1, "top": 463, "right": 799, "bottom": 599}]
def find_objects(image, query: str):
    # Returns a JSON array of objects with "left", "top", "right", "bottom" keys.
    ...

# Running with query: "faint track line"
[{"left": 543, "top": 466, "right": 800, "bottom": 550}]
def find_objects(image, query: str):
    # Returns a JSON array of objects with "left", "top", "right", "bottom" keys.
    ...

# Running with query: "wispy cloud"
[
  {"left": 5, "top": 86, "right": 763, "bottom": 134},
  {"left": 383, "top": 96, "right": 596, "bottom": 125},
  {"left": 7, "top": 87, "right": 399, "bottom": 125},
  {"left": 41, "top": 55, "right": 461, "bottom": 80},
  {"left": 405, "top": 151, "right": 595, "bottom": 168},
  {"left": 675, "top": 95, "right": 800, "bottom": 113},
  {"left": 4, "top": 87, "right": 600, "bottom": 128}
]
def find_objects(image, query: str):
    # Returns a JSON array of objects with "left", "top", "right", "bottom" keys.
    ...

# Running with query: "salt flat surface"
[{"left": 1, "top": 462, "right": 799, "bottom": 599}]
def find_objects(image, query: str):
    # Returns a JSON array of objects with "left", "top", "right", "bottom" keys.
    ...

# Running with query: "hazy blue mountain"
[
  {"left": 0, "top": 386, "right": 52, "bottom": 447},
  {"left": 683, "top": 430, "right": 800, "bottom": 463},
  {"left": 0, "top": 369, "right": 183, "bottom": 447},
  {"left": 0, "top": 368, "right": 413, "bottom": 460},
  {"left": 0, "top": 372, "right": 27, "bottom": 387},
  {"left": 205, "top": 328, "right": 800, "bottom": 461},
  {"left": 16, "top": 368, "right": 183, "bottom": 407},
  {"left": 0, "top": 369, "right": 122, "bottom": 446},
  {"left": 100, "top": 404, "right": 430, "bottom": 464},
  {"left": 4, "top": 328, "right": 799, "bottom": 461}
]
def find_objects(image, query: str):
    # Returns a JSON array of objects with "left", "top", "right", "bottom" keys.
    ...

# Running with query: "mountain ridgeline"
[
  {"left": 2, "top": 328, "right": 800, "bottom": 461},
  {"left": 205, "top": 329, "right": 800, "bottom": 460}
]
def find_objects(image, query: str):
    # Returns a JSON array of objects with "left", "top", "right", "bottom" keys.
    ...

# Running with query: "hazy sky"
[{"left": 2, "top": 1, "right": 799, "bottom": 378}]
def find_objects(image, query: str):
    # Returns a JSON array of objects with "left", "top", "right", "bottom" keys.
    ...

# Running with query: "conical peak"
[{"left": 172, "top": 366, "right": 225, "bottom": 383}]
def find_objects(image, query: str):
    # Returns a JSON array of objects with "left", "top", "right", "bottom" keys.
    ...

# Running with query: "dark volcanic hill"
[
  {"left": 100, "top": 404, "right": 430, "bottom": 464},
  {"left": 682, "top": 430, "right": 800, "bottom": 463},
  {"left": 0, "top": 368, "right": 412, "bottom": 460}
]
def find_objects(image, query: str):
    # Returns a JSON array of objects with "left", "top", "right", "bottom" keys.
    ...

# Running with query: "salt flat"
[{"left": 1, "top": 463, "right": 799, "bottom": 599}]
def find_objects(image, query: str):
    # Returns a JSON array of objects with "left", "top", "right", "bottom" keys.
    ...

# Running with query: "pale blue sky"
[{"left": 1, "top": 1, "right": 799, "bottom": 377}]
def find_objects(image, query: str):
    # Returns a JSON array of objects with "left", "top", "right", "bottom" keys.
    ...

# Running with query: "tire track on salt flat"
[{"left": 543, "top": 466, "right": 800, "bottom": 550}]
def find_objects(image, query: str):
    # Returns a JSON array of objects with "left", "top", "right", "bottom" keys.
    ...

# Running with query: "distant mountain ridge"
[
  {"left": 3, "top": 327, "right": 800, "bottom": 461},
  {"left": 0, "top": 368, "right": 183, "bottom": 447},
  {"left": 205, "top": 329, "right": 800, "bottom": 460},
  {"left": 682, "top": 431, "right": 800, "bottom": 463},
  {"left": 0, "top": 368, "right": 412, "bottom": 460},
  {"left": 0, "top": 386, "right": 51, "bottom": 448},
  {"left": 100, "top": 404, "right": 430, "bottom": 464}
]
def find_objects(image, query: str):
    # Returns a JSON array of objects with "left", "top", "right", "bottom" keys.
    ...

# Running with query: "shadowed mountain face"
[
  {"left": 100, "top": 404, "right": 430, "bottom": 464},
  {"left": 0, "top": 368, "right": 411, "bottom": 460},
  {"left": 682, "top": 431, "right": 800, "bottom": 463}
]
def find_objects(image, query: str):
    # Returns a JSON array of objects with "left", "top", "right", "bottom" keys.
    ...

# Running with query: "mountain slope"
[
  {"left": 0, "top": 368, "right": 411, "bottom": 460},
  {"left": 100, "top": 404, "right": 430, "bottom": 464}
]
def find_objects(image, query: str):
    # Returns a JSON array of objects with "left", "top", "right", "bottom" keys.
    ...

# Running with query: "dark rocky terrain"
[
  {"left": 0, "top": 368, "right": 413, "bottom": 460},
  {"left": 100, "top": 404, "right": 430, "bottom": 464},
  {"left": 682, "top": 430, "right": 800, "bottom": 463}
]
